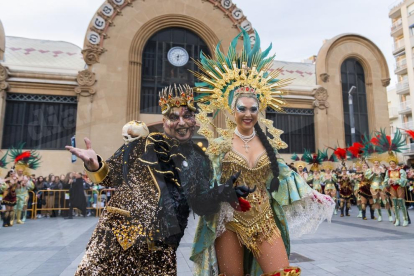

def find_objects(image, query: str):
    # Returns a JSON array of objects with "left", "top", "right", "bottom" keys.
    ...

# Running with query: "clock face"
[{"left": 167, "top": 47, "right": 189, "bottom": 67}]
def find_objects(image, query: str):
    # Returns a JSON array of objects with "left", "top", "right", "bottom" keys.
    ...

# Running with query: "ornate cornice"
[
  {"left": 82, "top": 0, "right": 254, "bottom": 65},
  {"left": 75, "top": 69, "right": 97, "bottom": 101},
  {"left": 312, "top": 86, "right": 329, "bottom": 114}
]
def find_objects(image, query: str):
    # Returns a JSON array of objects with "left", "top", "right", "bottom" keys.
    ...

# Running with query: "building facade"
[
  {"left": 1, "top": 0, "right": 391, "bottom": 175},
  {"left": 389, "top": 0, "right": 414, "bottom": 160}
]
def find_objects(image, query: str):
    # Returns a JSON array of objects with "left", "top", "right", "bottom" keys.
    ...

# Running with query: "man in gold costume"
[{"left": 66, "top": 85, "right": 251, "bottom": 275}]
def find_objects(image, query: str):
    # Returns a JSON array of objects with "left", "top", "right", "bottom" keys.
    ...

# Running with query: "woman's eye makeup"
[{"left": 236, "top": 105, "right": 258, "bottom": 114}]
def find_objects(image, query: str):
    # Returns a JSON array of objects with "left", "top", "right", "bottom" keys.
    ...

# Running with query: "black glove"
[{"left": 234, "top": 185, "right": 256, "bottom": 198}]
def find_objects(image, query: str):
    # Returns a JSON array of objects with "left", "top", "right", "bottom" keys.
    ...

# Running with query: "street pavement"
[{"left": 0, "top": 208, "right": 413, "bottom": 276}]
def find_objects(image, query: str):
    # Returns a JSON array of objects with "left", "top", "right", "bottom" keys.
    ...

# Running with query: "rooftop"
[
  {"left": 271, "top": 60, "right": 316, "bottom": 86},
  {"left": 1, "top": 36, "right": 85, "bottom": 74}
]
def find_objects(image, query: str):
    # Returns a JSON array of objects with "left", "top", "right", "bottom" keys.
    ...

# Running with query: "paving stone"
[{"left": 0, "top": 210, "right": 413, "bottom": 275}]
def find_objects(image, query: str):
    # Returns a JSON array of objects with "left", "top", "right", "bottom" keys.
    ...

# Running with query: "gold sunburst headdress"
[
  {"left": 158, "top": 84, "right": 196, "bottom": 115},
  {"left": 192, "top": 29, "right": 291, "bottom": 114},
  {"left": 191, "top": 30, "right": 291, "bottom": 153}
]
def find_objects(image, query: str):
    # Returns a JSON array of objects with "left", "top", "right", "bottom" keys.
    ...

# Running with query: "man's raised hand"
[{"left": 65, "top": 138, "right": 99, "bottom": 171}]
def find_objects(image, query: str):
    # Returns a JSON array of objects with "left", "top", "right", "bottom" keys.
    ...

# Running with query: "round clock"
[{"left": 167, "top": 47, "right": 189, "bottom": 67}]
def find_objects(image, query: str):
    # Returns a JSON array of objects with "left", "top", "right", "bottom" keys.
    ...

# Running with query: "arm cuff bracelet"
[{"left": 84, "top": 155, "right": 109, "bottom": 184}]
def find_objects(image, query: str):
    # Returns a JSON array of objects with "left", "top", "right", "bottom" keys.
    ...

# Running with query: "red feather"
[
  {"left": 334, "top": 147, "right": 347, "bottom": 160},
  {"left": 404, "top": 129, "right": 414, "bottom": 140},
  {"left": 371, "top": 135, "right": 380, "bottom": 146},
  {"left": 386, "top": 135, "right": 391, "bottom": 146},
  {"left": 15, "top": 151, "right": 31, "bottom": 163},
  {"left": 347, "top": 142, "right": 364, "bottom": 159}
]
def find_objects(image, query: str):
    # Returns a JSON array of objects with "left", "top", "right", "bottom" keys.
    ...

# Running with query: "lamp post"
[{"left": 348, "top": 86, "right": 357, "bottom": 144}]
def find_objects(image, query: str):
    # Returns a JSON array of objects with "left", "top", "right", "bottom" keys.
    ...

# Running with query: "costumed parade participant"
[
  {"left": 302, "top": 150, "right": 324, "bottom": 193},
  {"left": 348, "top": 142, "right": 365, "bottom": 218},
  {"left": 291, "top": 153, "right": 308, "bottom": 182},
  {"left": 322, "top": 154, "right": 338, "bottom": 215},
  {"left": 190, "top": 30, "right": 334, "bottom": 276},
  {"left": 366, "top": 131, "right": 397, "bottom": 223},
  {"left": 2, "top": 170, "right": 17, "bottom": 227},
  {"left": 333, "top": 147, "right": 353, "bottom": 217},
  {"left": 0, "top": 151, "right": 11, "bottom": 226},
  {"left": 9, "top": 144, "right": 39, "bottom": 224},
  {"left": 376, "top": 129, "right": 409, "bottom": 227},
  {"left": 66, "top": 85, "right": 252, "bottom": 275},
  {"left": 358, "top": 162, "right": 375, "bottom": 220},
  {"left": 365, "top": 158, "right": 389, "bottom": 222}
]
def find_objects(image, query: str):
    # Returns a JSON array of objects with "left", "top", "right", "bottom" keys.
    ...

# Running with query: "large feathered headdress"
[
  {"left": 0, "top": 150, "right": 9, "bottom": 169},
  {"left": 9, "top": 143, "right": 41, "bottom": 174},
  {"left": 291, "top": 153, "right": 307, "bottom": 169},
  {"left": 191, "top": 29, "right": 290, "bottom": 114},
  {"left": 375, "top": 128, "right": 406, "bottom": 164},
  {"left": 302, "top": 149, "right": 325, "bottom": 172}
]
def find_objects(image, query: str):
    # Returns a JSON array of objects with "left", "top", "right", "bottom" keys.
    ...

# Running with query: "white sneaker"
[
  {"left": 357, "top": 211, "right": 362, "bottom": 218},
  {"left": 37, "top": 214, "right": 42, "bottom": 219},
  {"left": 395, "top": 219, "right": 400, "bottom": 226},
  {"left": 388, "top": 216, "right": 394, "bottom": 222},
  {"left": 87, "top": 213, "right": 91, "bottom": 217},
  {"left": 334, "top": 209, "right": 337, "bottom": 215},
  {"left": 409, "top": 206, "right": 414, "bottom": 210},
  {"left": 377, "top": 215, "right": 382, "bottom": 222},
  {"left": 403, "top": 220, "right": 409, "bottom": 227}
]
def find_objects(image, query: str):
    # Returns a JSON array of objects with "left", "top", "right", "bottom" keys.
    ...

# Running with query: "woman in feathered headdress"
[
  {"left": 375, "top": 129, "right": 408, "bottom": 226},
  {"left": 321, "top": 150, "right": 339, "bottom": 215},
  {"left": 8, "top": 144, "right": 39, "bottom": 224},
  {"left": 365, "top": 130, "right": 397, "bottom": 223},
  {"left": 190, "top": 30, "right": 334, "bottom": 276},
  {"left": 290, "top": 153, "right": 308, "bottom": 182},
  {"left": 302, "top": 150, "right": 324, "bottom": 193}
]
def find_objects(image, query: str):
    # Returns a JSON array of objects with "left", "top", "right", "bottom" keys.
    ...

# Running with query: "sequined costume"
[
  {"left": 338, "top": 174, "right": 353, "bottom": 217},
  {"left": 190, "top": 138, "right": 335, "bottom": 275},
  {"left": 384, "top": 167, "right": 408, "bottom": 226},
  {"left": 365, "top": 168, "right": 392, "bottom": 222},
  {"left": 322, "top": 172, "right": 337, "bottom": 215},
  {"left": 307, "top": 172, "right": 323, "bottom": 193},
  {"left": 76, "top": 133, "right": 224, "bottom": 275},
  {"left": 356, "top": 171, "right": 375, "bottom": 220},
  {"left": 352, "top": 171, "right": 364, "bottom": 218}
]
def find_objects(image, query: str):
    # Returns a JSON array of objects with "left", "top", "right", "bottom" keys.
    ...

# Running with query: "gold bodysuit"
[{"left": 221, "top": 149, "right": 281, "bottom": 257}]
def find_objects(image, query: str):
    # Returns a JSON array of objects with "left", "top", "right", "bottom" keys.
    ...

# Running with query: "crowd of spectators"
[{"left": 1, "top": 171, "right": 114, "bottom": 221}]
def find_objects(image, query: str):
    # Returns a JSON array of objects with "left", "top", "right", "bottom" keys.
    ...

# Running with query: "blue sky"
[{"left": 0, "top": 0, "right": 399, "bottom": 86}]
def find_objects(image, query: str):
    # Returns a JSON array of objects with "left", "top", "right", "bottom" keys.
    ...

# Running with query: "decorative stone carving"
[
  {"left": 381, "top": 78, "right": 391, "bottom": 87},
  {"left": 312, "top": 86, "right": 329, "bottom": 114},
  {"left": 75, "top": 69, "right": 97, "bottom": 101},
  {"left": 81, "top": 46, "right": 106, "bottom": 65},
  {"left": 319, "top": 73, "right": 330, "bottom": 83},
  {"left": 0, "top": 65, "right": 9, "bottom": 98},
  {"left": 82, "top": 0, "right": 255, "bottom": 66},
  {"left": 77, "top": 69, "right": 96, "bottom": 86}
]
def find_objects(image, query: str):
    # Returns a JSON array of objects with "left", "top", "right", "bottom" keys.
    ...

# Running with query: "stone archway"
[
  {"left": 76, "top": 0, "right": 255, "bottom": 158},
  {"left": 314, "top": 34, "right": 390, "bottom": 149}
]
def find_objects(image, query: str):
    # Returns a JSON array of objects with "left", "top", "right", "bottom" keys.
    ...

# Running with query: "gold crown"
[{"left": 158, "top": 84, "right": 196, "bottom": 115}]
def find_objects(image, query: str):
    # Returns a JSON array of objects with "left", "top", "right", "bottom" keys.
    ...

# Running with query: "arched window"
[
  {"left": 140, "top": 27, "right": 211, "bottom": 114},
  {"left": 341, "top": 58, "right": 369, "bottom": 145}
]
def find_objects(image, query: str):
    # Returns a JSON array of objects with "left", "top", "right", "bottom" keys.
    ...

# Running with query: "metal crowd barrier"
[{"left": 34, "top": 189, "right": 101, "bottom": 218}]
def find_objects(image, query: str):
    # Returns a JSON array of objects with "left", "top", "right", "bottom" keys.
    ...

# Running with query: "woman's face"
[
  {"left": 234, "top": 96, "right": 259, "bottom": 133},
  {"left": 38, "top": 177, "right": 43, "bottom": 182}
]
